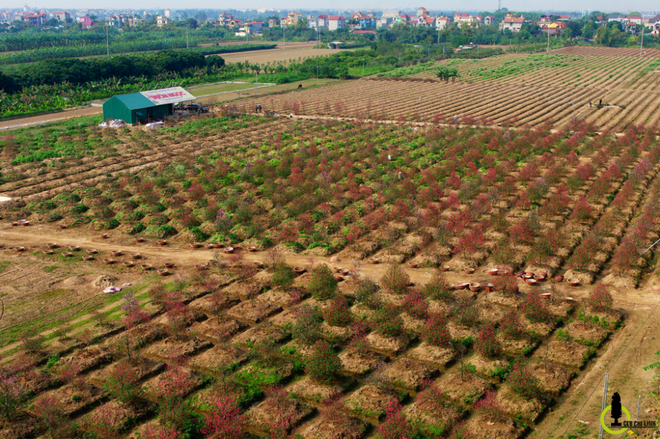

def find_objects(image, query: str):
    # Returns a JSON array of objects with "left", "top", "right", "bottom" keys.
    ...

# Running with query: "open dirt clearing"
[{"left": 219, "top": 46, "right": 344, "bottom": 64}]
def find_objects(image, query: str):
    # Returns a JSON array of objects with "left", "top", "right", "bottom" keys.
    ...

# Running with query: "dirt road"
[{"left": 0, "top": 106, "right": 102, "bottom": 131}]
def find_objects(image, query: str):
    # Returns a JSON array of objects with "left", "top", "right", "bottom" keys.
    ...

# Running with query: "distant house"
[
  {"left": 500, "top": 14, "right": 525, "bottom": 32},
  {"left": 318, "top": 14, "right": 329, "bottom": 29},
  {"left": 268, "top": 18, "right": 278, "bottom": 27},
  {"left": 608, "top": 13, "right": 625, "bottom": 23},
  {"left": 624, "top": 16, "right": 642, "bottom": 25},
  {"left": 394, "top": 14, "right": 410, "bottom": 25},
  {"left": 106, "top": 14, "right": 127, "bottom": 27},
  {"left": 218, "top": 12, "right": 233, "bottom": 26},
  {"left": 453, "top": 12, "right": 479, "bottom": 26},
  {"left": 358, "top": 16, "right": 375, "bottom": 28},
  {"left": 127, "top": 17, "right": 145, "bottom": 27},
  {"left": 327, "top": 15, "right": 345, "bottom": 30},
  {"left": 484, "top": 15, "right": 495, "bottom": 25},
  {"left": 55, "top": 11, "right": 70, "bottom": 22},
  {"left": 353, "top": 30, "right": 376, "bottom": 34},
  {"left": 156, "top": 16, "right": 169, "bottom": 27},
  {"left": 23, "top": 12, "right": 45, "bottom": 26},
  {"left": 77, "top": 16, "right": 93, "bottom": 28},
  {"left": 283, "top": 12, "right": 301, "bottom": 26},
  {"left": 229, "top": 18, "right": 243, "bottom": 28},
  {"left": 415, "top": 16, "right": 435, "bottom": 27},
  {"left": 246, "top": 21, "right": 264, "bottom": 34},
  {"left": 436, "top": 16, "right": 451, "bottom": 29},
  {"left": 417, "top": 7, "right": 430, "bottom": 17},
  {"left": 376, "top": 17, "right": 393, "bottom": 29},
  {"left": 648, "top": 15, "right": 660, "bottom": 36},
  {"left": 308, "top": 14, "right": 328, "bottom": 30}
]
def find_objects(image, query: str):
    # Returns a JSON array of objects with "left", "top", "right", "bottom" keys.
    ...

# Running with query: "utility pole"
[
  {"left": 599, "top": 373, "right": 609, "bottom": 439},
  {"left": 547, "top": 28, "right": 550, "bottom": 54},
  {"left": 418, "top": 96, "right": 422, "bottom": 120},
  {"left": 186, "top": 27, "right": 189, "bottom": 49},
  {"left": 283, "top": 26, "right": 286, "bottom": 46},
  {"left": 640, "top": 26, "right": 644, "bottom": 56},
  {"left": 317, "top": 65, "right": 319, "bottom": 86},
  {"left": 106, "top": 25, "right": 109, "bottom": 56}
]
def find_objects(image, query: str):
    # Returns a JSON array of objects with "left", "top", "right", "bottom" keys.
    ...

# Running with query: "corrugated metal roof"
[{"left": 111, "top": 92, "right": 158, "bottom": 110}]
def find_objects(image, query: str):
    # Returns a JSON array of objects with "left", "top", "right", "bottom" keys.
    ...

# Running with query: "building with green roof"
[{"left": 102, "top": 87, "right": 196, "bottom": 125}]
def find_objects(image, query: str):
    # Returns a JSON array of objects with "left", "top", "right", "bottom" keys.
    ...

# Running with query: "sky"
[{"left": 0, "top": 0, "right": 657, "bottom": 13}]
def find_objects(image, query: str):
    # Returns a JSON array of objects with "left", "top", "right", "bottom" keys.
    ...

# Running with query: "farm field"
[
  {"left": 0, "top": 111, "right": 659, "bottom": 438},
  {"left": 244, "top": 47, "right": 660, "bottom": 131},
  {"left": 218, "top": 42, "right": 345, "bottom": 64}
]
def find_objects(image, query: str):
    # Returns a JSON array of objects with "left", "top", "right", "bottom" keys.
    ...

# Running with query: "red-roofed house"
[
  {"left": 77, "top": 16, "right": 93, "bottom": 28},
  {"left": 625, "top": 16, "right": 642, "bottom": 25},
  {"left": 453, "top": 12, "right": 479, "bottom": 26},
  {"left": 500, "top": 14, "right": 525, "bottom": 32},
  {"left": 55, "top": 11, "right": 70, "bottom": 22},
  {"left": 416, "top": 7, "right": 430, "bottom": 17},
  {"left": 484, "top": 15, "right": 495, "bottom": 25},
  {"left": 23, "top": 12, "right": 45, "bottom": 26},
  {"left": 328, "top": 15, "right": 345, "bottom": 30},
  {"left": 436, "top": 16, "right": 451, "bottom": 29},
  {"left": 218, "top": 12, "right": 233, "bottom": 26},
  {"left": 414, "top": 15, "right": 435, "bottom": 27}
]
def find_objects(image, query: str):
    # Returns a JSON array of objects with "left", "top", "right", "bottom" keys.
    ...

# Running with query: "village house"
[
  {"left": 327, "top": 15, "right": 345, "bottom": 30},
  {"left": 500, "top": 13, "right": 525, "bottom": 32},
  {"left": 281, "top": 12, "right": 302, "bottom": 27},
  {"left": 484, "top": 15, "right": 495, "bottom": 25},
  {"left": 55, "top": 11, "right": 70, "bottom": 22},
  {"left": 23, "top": 12, "right": 45, "bottom": 26},
  {"left": 647, "top": 15, "right": 660, "bottom": 37},
  {"left": 436, "top": 16, "right": 451, "bottom": 29},
  {"left": 453, "top": 12, "right": 480, "bottom": 26},
  {"left": 77, "top": 16, "right": 94, "bottom": 28},
  {"left": 156, "top": 15, "right": 169, "bottom": 27},
  {"left": 218, "top": 12, "right": 234, "bottom": 26}
]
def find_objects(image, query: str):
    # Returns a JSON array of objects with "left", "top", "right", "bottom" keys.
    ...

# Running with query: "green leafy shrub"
[
  {"left": 308, "top": 264, "right": 338, "bottom": 301},
  {"left": 585, "top": 282, "right": 613, "bottom": 312},
  {"left": 475, "top": 323, "right": 502, "bottom": 358},
  {"left": 381, "top": 264, "right": 410, "bottom": 294},
  {"left": 305, "top": 340, "right": 341, "bottom": 384},
  {"left": 292, "top": 305, "right": 322, "bottom": 345},
  {"left": 370, "top": 305, "right": 403, "bottom": 337},
  {"left": 520, "top": 291, "right": 551, "bottom": 322},
  {"left": 271, "top": 261, "right": 296, "bottom": 288},
  {"left": 421, "top": 313, "right": 451, "bottom": 346},
  {"left": 157, "top": 224, "right": 178, "bottom": 238},
  {"left": 423, "top": 271, "right": 453, "bottom": 300},
  {"left": 507, "top": 361, "right": 541, "bottom": 399},
  {"left": 323, "top": 295, "right": 353, "bottom": 327}
]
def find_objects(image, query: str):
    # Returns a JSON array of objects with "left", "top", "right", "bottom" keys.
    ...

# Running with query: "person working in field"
[{"left": 255, "top": 103, "right": 262, "bottom": 113}]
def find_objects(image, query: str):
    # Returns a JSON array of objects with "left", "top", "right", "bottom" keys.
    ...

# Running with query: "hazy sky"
[{"left": 0, "top": 0, "right": 656, "bottom": 13}]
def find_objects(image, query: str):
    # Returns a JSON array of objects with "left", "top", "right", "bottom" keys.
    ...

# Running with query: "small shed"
[{"left": 103, "top": 87, "right": 196, "bottom": 125}]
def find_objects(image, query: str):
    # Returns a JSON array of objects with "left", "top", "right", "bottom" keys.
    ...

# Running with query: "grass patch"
[
  {"left": 38, "top": 289, "right": 68, "bottom": 300},
  {"left": 44, "top": 265, "right": 59, "bottom": 273},
  {"left": 0, "top": 261, "right": 11, "bottom": 274}
]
